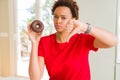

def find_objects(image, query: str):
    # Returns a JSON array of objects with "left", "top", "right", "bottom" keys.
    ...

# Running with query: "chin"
[{"left": 56, "top": 30, "right": 63, "bottom": 33}]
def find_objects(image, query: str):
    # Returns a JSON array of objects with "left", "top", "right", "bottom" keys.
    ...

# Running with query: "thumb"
[{"left": 66, "top": 29, "right": 77, "bottom": 42}]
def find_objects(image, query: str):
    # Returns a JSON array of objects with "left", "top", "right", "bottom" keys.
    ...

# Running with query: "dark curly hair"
[{"left": 52, "top": 0, "right": 79, "bottom": 20}]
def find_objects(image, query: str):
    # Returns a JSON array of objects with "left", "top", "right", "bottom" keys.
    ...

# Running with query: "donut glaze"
[{"left": 30, "top": 20, "right": 44, "bottom": 33}]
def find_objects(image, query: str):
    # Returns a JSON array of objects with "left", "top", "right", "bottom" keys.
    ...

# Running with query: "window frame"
[{"left": 117, "top": 0, "right": 120, "bottom": 63}]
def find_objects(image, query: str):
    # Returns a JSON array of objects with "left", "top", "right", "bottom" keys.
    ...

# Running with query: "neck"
[{"left": 56, "top": 32, "right": 69, "bottom": 43}]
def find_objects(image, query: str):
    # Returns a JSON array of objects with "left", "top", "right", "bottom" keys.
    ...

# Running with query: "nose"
[{"left": 57, "top": 17, "right": 62, "bottom": 24}]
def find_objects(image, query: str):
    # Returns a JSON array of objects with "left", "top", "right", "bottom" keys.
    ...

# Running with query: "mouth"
[{"left": 55, "top": 24, "right": 62, "bottom": 29}]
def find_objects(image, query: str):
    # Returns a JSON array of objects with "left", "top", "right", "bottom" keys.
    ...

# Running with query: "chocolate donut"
[{"left": 30, "top": 20, "right": 44, "bottom": 33}]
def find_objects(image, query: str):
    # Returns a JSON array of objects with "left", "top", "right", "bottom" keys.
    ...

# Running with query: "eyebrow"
[{"left": 53, "top": 14, "right": 67, "bottom": 17}]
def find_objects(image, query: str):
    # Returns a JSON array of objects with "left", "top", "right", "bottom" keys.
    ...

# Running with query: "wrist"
[
  {"left": 84, "top": 23, "right": 92, "bottom": 34},
  {"left": 81, "top": 23, "right": 88, "bottom": 33},
  {"left": 32, "top": 42, "right": 39, "bottom": 47}
]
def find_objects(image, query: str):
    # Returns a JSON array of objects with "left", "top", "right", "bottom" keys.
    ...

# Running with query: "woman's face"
[{"left": 53, "top": 6, "right": 73, "bottom": 33}]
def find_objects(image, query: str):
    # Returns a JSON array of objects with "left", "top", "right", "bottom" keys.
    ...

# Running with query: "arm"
[
  {"left": 88, "top": 26, "right": 118, "bottom": 48},
  {"left": 29, "top": 43, "right": 44, "bottom": 80},
  {"left": 80, "top": 23, "right": 118, "bottom": 48},
  {"left": 66, "top": 20, "right": 118, "bottom": 48},
  {"left": 24, "top": 24, "right": 44, "bottom": 80}
]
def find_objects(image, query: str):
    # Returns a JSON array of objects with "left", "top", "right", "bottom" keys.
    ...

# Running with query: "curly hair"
[{"left": 51, "top": 0, "right": 79, "bottom": 20}]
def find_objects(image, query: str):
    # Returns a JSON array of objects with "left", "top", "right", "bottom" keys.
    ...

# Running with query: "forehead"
[{"left": 53, "top": 6, "right": 72, "bottom": 16}]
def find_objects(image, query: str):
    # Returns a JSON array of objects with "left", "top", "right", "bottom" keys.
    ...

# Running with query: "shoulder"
[
  {"left": 75, "top": 33, "right": 94, "bottom": 39},
  {"left": 40, "top": 33, "right": 55, "bottom": 41},
  {"left": 79, "top": 33, "right": 95, "bottom": 39},
  {"left": 73, "top": 33, "right": 95, "bottom": 43}
]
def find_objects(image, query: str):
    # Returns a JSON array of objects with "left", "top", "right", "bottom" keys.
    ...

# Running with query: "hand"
[
  {"left": 23, "top": 23, "right": 42, "bottom": 44},
  {"left": 66, "top": 20, "right": 87, "bottom": 42}
]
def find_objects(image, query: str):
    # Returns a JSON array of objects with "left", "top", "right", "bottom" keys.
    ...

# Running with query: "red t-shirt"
[{"left": 38, "top": 33, "right": 98, "bottom": 80}]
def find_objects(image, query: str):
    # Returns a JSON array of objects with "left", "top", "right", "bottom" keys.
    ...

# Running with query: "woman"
[{"left": 26, "top": 0, "right": 118, "bottom": 80}]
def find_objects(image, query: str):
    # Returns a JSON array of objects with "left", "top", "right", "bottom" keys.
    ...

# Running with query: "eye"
[
  {"left": 53, "top": 15, "right": 58, "bottom": 19},
  {"left": 61, "top": 17, "right": 67, "bottom": 20}
]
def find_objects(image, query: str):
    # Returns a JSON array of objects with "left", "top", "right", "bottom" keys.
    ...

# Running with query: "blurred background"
[{"left": 0, "top": 0, "right": 120, "bottom": 80}]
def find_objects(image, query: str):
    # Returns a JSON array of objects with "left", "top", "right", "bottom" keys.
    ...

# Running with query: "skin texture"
[{"left": 53, "top": 7, "right": 75, "bottom": 43}]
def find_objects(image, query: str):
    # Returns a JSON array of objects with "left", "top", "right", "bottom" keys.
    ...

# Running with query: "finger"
[
  {"left": 67, "top": 19, "right": 74, "bottom": 26},
  {"left": 66, "top": 19, "right": 74, "bottom": 32},
  {"left": 66, "top": 28, "right": 78, "bottom": 42},
  {"left": 27, "top": 23, "right": 32, "bottom": 32}
]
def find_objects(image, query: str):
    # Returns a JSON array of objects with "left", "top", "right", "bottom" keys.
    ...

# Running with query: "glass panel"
[
  {"left": 16, "top": 0, "right": 56, "bottom": 78},
  {"left": 16, "top": 0, "right": 35, "bottom": 77},
  {"left": 39, "top": 0, "right": 55, "bottom": 35}
]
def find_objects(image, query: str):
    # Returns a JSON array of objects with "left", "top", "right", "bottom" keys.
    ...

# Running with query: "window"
[{"left": 16, "top": 0, "right": 55, "bottom": 79}]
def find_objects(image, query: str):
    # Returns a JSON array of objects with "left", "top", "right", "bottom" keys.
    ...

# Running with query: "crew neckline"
[{"left": 53, "top": 33, "right": 78, "bottom": 44}]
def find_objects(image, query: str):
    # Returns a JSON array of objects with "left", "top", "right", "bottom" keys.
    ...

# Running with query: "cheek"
[
  {"left": 64, "top": 20, "right": 70, "bottom": 27},
  {"left": 63, "top": 19, "right": 69, "bottom": 24},
  {"left": 62, "top": 22, "right": 68, "bottom": 28}
]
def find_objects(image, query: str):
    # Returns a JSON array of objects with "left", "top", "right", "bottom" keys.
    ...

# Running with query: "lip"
[{"left": 55, "top": 24, "right": 62, "bottom": 29}]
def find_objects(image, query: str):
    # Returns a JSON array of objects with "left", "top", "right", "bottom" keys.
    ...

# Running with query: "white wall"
[
  {"left": 116, "top": 64, "right": 120, "bottom": 80},
  {"left": 116, "top": 0, "right": 120, "bottom": 79},
  {"left": 77, "top": 0, "right": 117, "bottom": 80}
]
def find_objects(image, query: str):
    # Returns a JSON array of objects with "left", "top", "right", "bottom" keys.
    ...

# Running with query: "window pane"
[
  {"left": 16, "top": 0, "right": 55, "bottom": 78},
  {"left": 17, "top": 0, "right": 35, "bottom": 77}
]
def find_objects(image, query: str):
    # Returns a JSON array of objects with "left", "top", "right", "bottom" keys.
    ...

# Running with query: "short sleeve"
[
  {"left": 85, "top": 34, "right": 98, "bottom": 52},
  {"left": 38, "top": 38, "right": 44, "bottom": 57}
]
